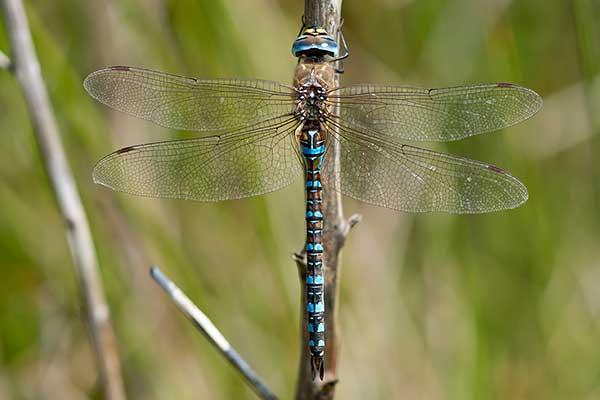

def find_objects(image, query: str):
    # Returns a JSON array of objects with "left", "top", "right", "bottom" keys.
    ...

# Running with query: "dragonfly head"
[{"left": 292, "top": 26, "right": 339, "bottom": 59}]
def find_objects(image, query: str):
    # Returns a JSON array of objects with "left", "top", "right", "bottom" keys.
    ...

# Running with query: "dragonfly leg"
[
  {"left": 330, "top": 21, "right": 349, "bottom": 73},
  {"left": 297, "top": 15, "right": 306, "bottom": 37}
]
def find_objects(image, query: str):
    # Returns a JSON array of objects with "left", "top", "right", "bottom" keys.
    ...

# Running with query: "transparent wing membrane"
[
  {"left": 322, "top": 121, "right": 528, "bottom": 213},
  {"left": 93, "top": 116, "right": 302, "bottom": 201},
  {"left": 84, "top": 66, "right": 296, "bottom": 132},
  {"left": 329, "top": 83, "right": 542, "bottom": 142},
  {"left": 85, "top": 65, "right": 538, "bottom": 213}
]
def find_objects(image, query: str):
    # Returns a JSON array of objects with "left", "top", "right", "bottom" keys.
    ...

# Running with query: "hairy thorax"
[{"left": 293, "top": 59, "right": 335, "bottom": 143}]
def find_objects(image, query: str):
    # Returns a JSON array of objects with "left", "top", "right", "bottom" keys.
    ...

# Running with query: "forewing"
[
  {"left": 329, "top": 83, "right": 542, "bottom": 142},
  {"left": 321, "top": 123, "right": 528, "bottom": 213},
  {"left": 93, "top": 116, "right": 302, "bottom": 201},
  {"left": 84, "top": 66, "right": 296, "bottom": 132}
]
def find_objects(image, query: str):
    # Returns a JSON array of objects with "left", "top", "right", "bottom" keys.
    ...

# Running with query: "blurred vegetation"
[{"left": 1, "top": 0, "right": 600, "bottom": 399}]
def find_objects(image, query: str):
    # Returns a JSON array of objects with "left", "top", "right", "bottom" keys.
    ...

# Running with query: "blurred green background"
[{"left": 1, "top": 0, "right": 599, "bottom": 399}]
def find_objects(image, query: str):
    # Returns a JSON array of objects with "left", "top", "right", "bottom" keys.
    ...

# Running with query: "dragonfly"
[{"left": 84, "top": 25, "right": 542, "bottom": 380}]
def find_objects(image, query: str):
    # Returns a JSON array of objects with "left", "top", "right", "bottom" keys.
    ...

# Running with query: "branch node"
[
  {"left": 338, "top": 213, "right": 361, "bottom": 246},
  {"left": 293, "top": 251, "right": 308, "bottom": 276},
  {"left": 315, "top": 379, "right": 339, "bottom": 399},
  {"left": 345, "top": 213, "right": 362, "bottom": 235},
  {"left": 292, "top": 251, "right": 306, "bottom": 263}
]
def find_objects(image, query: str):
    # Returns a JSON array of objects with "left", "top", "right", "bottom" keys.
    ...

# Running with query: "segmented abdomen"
[{"left": 300, "top": 126, "right": 326, "bottom": 378}]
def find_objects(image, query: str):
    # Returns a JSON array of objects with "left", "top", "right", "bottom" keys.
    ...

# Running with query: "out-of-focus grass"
[{"left": 0, "top": 0, "right": 599, "bottom": 399}]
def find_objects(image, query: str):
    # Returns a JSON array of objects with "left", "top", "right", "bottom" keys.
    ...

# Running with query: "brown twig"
[
  {"left": 295, "top": 1, "right": 360, "bottom": 399},
  {"left": 0, "top": 0, "right": 126, "bottom": 398}
]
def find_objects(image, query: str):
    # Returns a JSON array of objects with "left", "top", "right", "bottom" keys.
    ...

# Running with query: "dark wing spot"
[
  {"left": 116, "top": 145, "right": 138, "bottom": 154},
  {"left": 487, "top": 164, "right": 506, "bottom": 174},
  {"left": 110, "top": 66, "right": 132, "bottom": 71},
  {"left": 496, "top": 82, "right": 514, "bottom": 88}
]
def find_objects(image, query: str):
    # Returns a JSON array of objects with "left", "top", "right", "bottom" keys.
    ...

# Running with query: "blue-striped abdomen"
[{"left": 300, "top": 125, "right": 326, "bottom": 380}]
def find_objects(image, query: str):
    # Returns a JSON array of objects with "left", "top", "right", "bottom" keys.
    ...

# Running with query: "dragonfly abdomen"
[{"left": 300, "top": 125, "right": 326, "bottom": 380}]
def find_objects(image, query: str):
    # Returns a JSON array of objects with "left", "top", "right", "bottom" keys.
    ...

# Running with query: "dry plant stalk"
[
  {"left": 294, "top": 1, "right": 359, "bottom": 399},
  {"left": 0, "top": 0, "right": 125, "bottom": 398}
]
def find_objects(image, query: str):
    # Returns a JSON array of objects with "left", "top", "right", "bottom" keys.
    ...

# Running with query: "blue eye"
[
  {"left": 291, "top": 34, "right": 339, "bottom": 58},
  {"left": 318, "top": 37, "right": 339, "bottom": 57}
]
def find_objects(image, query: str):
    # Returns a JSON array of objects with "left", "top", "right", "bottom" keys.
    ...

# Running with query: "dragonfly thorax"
[{"left": 295, "top": 81, "right": 329, "bottom": 123}]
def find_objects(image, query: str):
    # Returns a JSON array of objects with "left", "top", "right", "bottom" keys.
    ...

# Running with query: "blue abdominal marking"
[
  {"left": 306, "top": 180, "right": 322, "bottom": 188},
  {"left": 308, "top": 302, "right": 315, "bottom": 312},
  {"left": 318, "top": 340, "right": 325, "bottom": 347},
  {"left": 301, "top": 145, "right": 325, "bottom": 155},
  {"left": 315, "top": 302, "right": 324, "bottom": 312},
  {"left": 306, "top": 275, "right": 324, "bottom": 284},
  {"left": 309, "top": 323, "right": 314, "bottom": 332},
  {"left": 318, "top": 323, "right": 324, "bottom": 332}
]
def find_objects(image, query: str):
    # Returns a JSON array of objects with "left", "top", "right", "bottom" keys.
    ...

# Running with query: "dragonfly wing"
[
  {"left": 93, "top": 116, "right": 303, "bottom": 201},
  {"left": 322, "top": 123, "right": 528, "bottom": 213},
  {"left": 84, "top": 66, "right": 296, "bottom": 132},
  {"left": 329, "top": 83, "right": 542, "bottom": 142}
]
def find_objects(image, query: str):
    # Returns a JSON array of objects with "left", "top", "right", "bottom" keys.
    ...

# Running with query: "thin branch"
[
  {"left": 150, "top": 267, "right": 278, "bottom": 400},
  {"left": 0, "top": 49, "right": 10, "bottom": 69},
  {"left": 0, "top": 1, "right": 126, "bottom": 399},
  {"left": 295, "top": 1, "right": 357, "bottom": 399}
]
